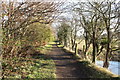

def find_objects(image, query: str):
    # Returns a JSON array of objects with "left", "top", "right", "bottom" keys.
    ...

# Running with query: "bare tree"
[
  {"left": 89, "top": 1, "right": 120, "bottom": 67},
  {"left": 1, "top": 1, "right": 62, "bottom": 58}
]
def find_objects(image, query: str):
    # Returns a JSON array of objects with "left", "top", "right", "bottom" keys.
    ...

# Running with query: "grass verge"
[
  {"left": 60, "top": 45, "right": 120, "bottom": 78},
  {"left": 2, "top": 42, "right": 56, "bottom": 79}
]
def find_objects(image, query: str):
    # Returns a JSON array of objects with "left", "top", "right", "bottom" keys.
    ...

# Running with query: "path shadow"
[
  {"left": 50, "top": 56, "right": 74, "bottom": 60},
  {"left": 55, "top": 62, "right": 78, "bottom": 67}
]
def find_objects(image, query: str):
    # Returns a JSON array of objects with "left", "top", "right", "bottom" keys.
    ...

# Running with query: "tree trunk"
[
  {"left": 64, "top": 36, "right": 67, "bottom": 47},
  {"left": 84, "top": 32, "right": 88, "bottom": 59},
  {"left": 75, "top": 43, "right": 77, "bottom": 55},
  {"left": 103, "top": 3, "right": 111, "bottom": 68},
  {"left": 71, "top": 40, "right": 75, "bottom": 50},
  {"left": 92, "top": 31, "right": 96, "bottom": 63},
  {"left": 103, "top": 27, "right": 110, "bottom": 68}
]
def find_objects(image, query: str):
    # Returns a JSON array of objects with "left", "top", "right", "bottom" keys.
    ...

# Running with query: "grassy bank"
[
  {"left": 57, "top": 44, "right": 120, "bottom": 78},
  {"left": 2, "top": 42, "right": 56, "bottom": 79}
]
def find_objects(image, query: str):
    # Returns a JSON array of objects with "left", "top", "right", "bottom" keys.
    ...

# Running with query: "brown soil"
[{"left": 48, "top": 44, "right": 90, "bottom": 79}]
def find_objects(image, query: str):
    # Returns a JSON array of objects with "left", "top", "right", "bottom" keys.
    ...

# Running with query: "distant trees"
[
  {"left": 57, "top": 23, "right": 70, "bottom": 47},
  {"left": 69, "top": 18, "right": 80, "bottom": 51}
]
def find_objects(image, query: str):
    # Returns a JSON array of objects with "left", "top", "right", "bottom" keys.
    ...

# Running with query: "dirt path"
[{"left": 48, "top": 44, "right": 89, "bottom": 79}]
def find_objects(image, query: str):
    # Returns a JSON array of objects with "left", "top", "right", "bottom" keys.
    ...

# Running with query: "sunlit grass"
[
  {"left": 48, "top": 42, "right": 56, "bottom": 45},
  {"left": 45, "top": 44, "right": 52, "bottom": 48},
  {"left": 57, "top": 44, "right": 64, "bottom": 47},
  {"left": 25, "top": 58, "right": 56, "bottom": 79},
  {"left": 36, "top": 42, "right": 54, "bottom": 53},
  {"left": 3, "top": 42, "right": 56, "bottom": 79},
  {"left": 3, "top": 55, "right": 56, "bottom": 79}
]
